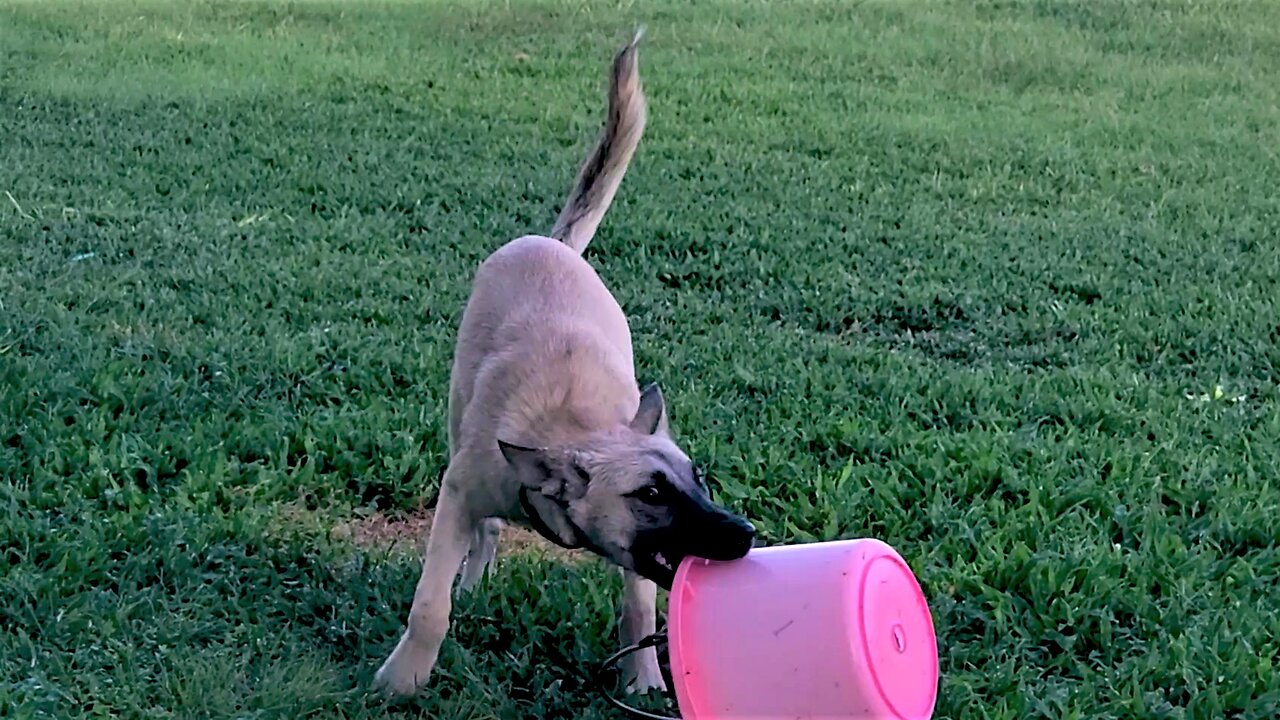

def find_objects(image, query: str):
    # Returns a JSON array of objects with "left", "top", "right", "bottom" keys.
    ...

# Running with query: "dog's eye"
[{"left": 628, "top": 485, "right": 663, "bottom": 504}]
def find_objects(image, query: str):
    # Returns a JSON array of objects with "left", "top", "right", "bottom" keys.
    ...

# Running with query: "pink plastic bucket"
[{"left": 667, "top": 538, "right": 938, "bottom": 720}]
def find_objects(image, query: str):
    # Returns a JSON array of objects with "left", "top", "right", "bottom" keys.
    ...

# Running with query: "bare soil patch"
[{"left": 331, "top": 509, "right": 582, "bottom": 564}]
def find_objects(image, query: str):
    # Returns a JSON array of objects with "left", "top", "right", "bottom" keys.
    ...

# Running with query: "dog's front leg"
[
  {"left": 618, "top": 568, "right": 668, "bottom": 694},
  {"left": 374, "top": 465, "right": 478, "bottom": 696}
]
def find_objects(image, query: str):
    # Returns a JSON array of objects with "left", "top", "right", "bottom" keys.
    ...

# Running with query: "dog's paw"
[
  {"left": 625, "top": 674, "right": 668, "bottom": 696},
  {"left": 373, "top": 659, "right": 428, "bottom": 698},
  {"left": 623, "top": 657, "right": 668, "bottom": 696},
  {"left": 372, "top": 637, "right": 439, "bottom": 698}
]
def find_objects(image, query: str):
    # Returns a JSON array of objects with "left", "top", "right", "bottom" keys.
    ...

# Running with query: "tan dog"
[{"left": 373, "top": 31, "right": 756, "bottom": 698}]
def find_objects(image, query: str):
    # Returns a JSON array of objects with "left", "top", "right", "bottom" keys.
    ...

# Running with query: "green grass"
[{"left": 2, "top": 0, "right": 1279, "bottom": 717}]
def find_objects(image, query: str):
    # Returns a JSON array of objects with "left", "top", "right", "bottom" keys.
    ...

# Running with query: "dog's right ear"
[
  {"left": 499, "top": 439, "right": 586, "bottom": 548},
  {"left": 498, "top": 439, "right": 587, "bottom": 502},
  {"left": 499, "top": 439, "right": 550, "bottom": 489}
]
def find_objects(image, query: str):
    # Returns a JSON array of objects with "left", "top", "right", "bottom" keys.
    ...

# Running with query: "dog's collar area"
[{"left": 519, "top": 486, "right": 587, "bottom": 551}]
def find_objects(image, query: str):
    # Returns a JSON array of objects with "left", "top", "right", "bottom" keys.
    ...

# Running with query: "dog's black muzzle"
[{"left": 631, "top": 492, "right": 756, "bottom": 590}]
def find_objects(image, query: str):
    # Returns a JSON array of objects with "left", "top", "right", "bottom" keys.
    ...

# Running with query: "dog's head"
[{"left": 499, "top": 383, "right": 756, "bottom": 589}]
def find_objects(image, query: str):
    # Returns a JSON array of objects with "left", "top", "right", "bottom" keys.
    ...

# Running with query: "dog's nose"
[
  {"left": 721, "top": 516, "right": 756, "bottom": 558},
  {"left": 684, "top": 508, "right": 758, "bottom": 560}
]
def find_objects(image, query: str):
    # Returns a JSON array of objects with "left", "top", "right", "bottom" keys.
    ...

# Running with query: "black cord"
[
  {"left": 523, "top": 629, "right": 680, "bottom": 719},
  {"left": 595, "top": 632, "right": 682, "bottom": 720}
]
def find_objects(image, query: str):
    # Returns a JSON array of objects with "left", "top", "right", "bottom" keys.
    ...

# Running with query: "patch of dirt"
[{"left": 331, "top": 509, "right": 582, "bottom": 563}]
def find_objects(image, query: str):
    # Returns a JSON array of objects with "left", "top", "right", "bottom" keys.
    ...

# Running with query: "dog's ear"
[
  {"left": 497, "top": 439, "right": 588, "bottom": 501},
  {"left": 630, "top": 383, "right": 668, "bottom": 435},
  {"left": 499, "top": 439, "right": 554, "bottom": 491},
  {"left": 629, "top": 382, "right": 668, "bottom": 435},
  {"left": 498, "top": 439, "right": 586, "bottom": 548}
]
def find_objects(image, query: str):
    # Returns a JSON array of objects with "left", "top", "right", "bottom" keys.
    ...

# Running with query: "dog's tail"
[{"left": 549, "top": 30, "right": 647, "bottom": 254}]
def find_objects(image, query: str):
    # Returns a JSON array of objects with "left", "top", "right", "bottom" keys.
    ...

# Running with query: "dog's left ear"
[{"left": 630, "top": 382, "right": 668, "bottom": 435}]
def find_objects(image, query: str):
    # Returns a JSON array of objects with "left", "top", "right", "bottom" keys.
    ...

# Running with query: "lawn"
[{"left": 2, "top": 0, "right": 1279, "bottom": 717}]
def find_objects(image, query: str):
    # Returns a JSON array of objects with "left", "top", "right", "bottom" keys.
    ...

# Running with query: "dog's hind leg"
[
  {"left": 618, "top": 568, "right": 668, "bottom": 694},
  {"left": 457, "top": 517, "right": 502, "bottom": 593},
  {"left": 373, "top": 458, "right": 482, "bottom": 696}
]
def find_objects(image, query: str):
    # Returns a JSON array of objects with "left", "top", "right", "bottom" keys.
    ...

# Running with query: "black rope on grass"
[{"left": 595, "top": 632, "right": 681, "bottom": 720}]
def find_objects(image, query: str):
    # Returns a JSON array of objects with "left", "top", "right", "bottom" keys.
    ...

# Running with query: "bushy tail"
[{"left": 549, "top": 30, "right": 647, "bottom": 254}]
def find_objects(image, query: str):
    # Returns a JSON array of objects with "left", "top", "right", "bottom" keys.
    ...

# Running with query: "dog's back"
[{"left": 446, "top": 32, "right": 648, "bottom": 454}]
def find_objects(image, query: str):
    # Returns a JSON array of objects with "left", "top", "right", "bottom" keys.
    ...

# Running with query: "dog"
[{"left": 372, "top": 31, "right": 757, "bottom": 698}]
